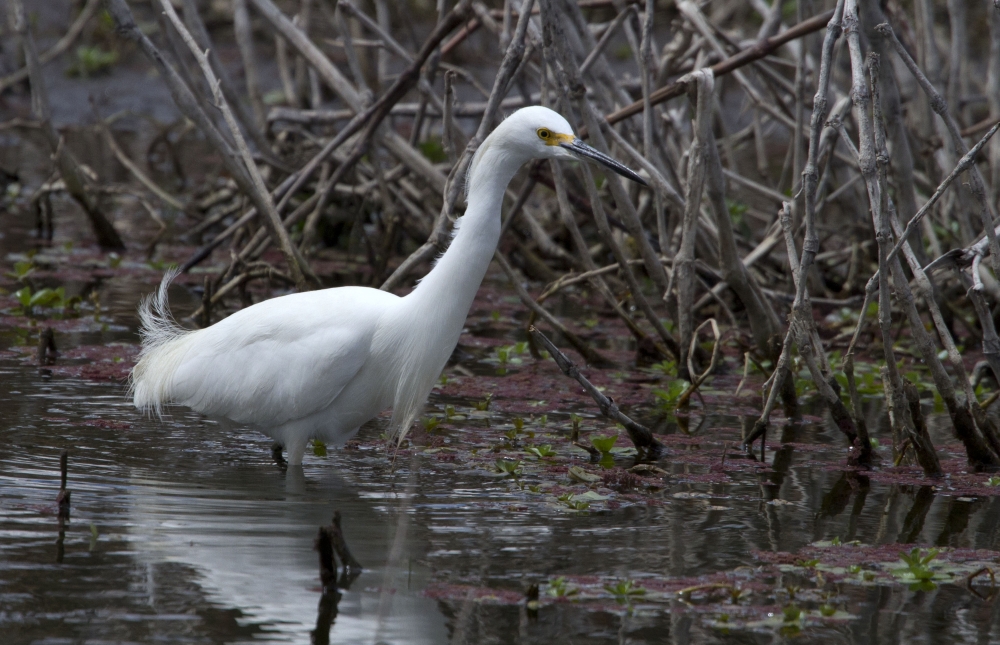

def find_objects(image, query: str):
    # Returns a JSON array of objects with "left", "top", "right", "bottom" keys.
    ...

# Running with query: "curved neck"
[{"left": 409, "top": 141, "right": 523, "bottom": 315}]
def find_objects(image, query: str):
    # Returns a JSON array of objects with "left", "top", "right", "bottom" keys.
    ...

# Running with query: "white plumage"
[{"left": 130, "top": 106, "right": 646, "bottom": 465}]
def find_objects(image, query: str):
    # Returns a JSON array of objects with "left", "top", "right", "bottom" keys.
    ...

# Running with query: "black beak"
[{"left": 560, "top": 138, "right": 648, "bottom": 186}]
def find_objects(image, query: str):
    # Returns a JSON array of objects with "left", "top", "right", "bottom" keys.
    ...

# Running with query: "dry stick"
[
  {"left": 557, "top": 0, "right": 633, "bottom": 112},
  {"left": 333, "top": 4, "right": 370, "bottom": 96},
  {"left": 108, "top": 0, "right": 309, "bottom": 275},
  {"left": 856, "top": 119, "right": 1000, "bottom": 364},
  {"left": 179, "top": 0, "right": 285, "bottom": 172},
  {"left": 57, "top": 450, "right": 71, "bottom": 521},
  {"left": 538, "top": 1, "right": 677, "bottom": 359},
  {"left": 12, "top": 0, "right": 124, "bottom": 251},
  {"left": 338, "top": 0, "right": 466, "bottom": 152},
  {"left": 536, "top": 258, "right": 647, "bottom": 301},
  {"left": 264, "top": 0, "right": 468, "bottom": 219},
  {"left": 249, "top": 0, "right": 446, "bottom": 195},
  {"left": 700, "top": 73, "right": 789, "bottom": 380},
  {"left": 495, "top": 252, "right": 614, "bottom": 368},
  {"left": 888, "top": 124, "right": 1000, "bottom": 272},
  {"left": 853, "top": 39, "right": 996, "bottom": 472},
  {"left": 0, "top": 0, "right": 101, "bottom": 94},
  {"left": 233, "top": 0, "right": 267, "bottom": 129},
  {"left": 843, "top": 14, "right": 919, "bottom": 465},
  {"left": 157, "top": 0, "right": 311, "bottom": 291},
  {"left": 673, "top": 70, "right": 712, "bottom": 379},
  {"left": 601, "top": 9, "right": 833, "bottom": 130},
  {"left": 745, "top": 1, "right": 845, "bottom": 452},
  {"left": 877, "top": 23, "right": 1000, "bottom": 277},
  {"left": 676, "top": 318, "right": 721, "bottom": 409},
  {"left": 190, "top": 262, "right": 296, "bottom": 322},
  {"left": 238, "top": 144, "right": 367, "bottom": 265},
  {"left": 99, "top": 123, "right": 186, "bottom": 212},
  {"left": 442, "top": 71, "right": 457, "bottom": 161},
  {"left": 788, "top": 0, "right": 806, "bottom": 206},
  {"left": 528, "top": 326, "right": 665, "bottom": 458},
  {"left": 676, "top": 1, "right": 797, "bottom": 139},
  {"left": 990, "top": 7, "right": 1000, "bottom": 207},
  {"left": 548, "top": 163, "right": 669, "bottom": 355},
  {"left": 581, "top": 4, "right": 636, "bottom": 75},
  {"left": 576, "top": 90, "right": 668, "bottom": 302},
  {"left": 599, "top": 122, "right": 684, "bottom": 210},
  {"left": 300, "top": 162, "right": 332, "bottom": 253},
  {"left": 179, "top": 82, "right": 376, "bottom": 272},
  {"left": 380, "top": 0, "right": 535, "bottom": 292},
  {"left": 881, "top": 21, "right": 1000, "bottom": 390},
  {"left": 859, "top": 3, "right": 925, "bottom": 261},
  {"left": 781, "top": 200, "right": 867, "bottom": 460}
]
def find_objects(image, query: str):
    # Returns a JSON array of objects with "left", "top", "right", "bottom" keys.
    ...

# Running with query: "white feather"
[{"left": 130, "top": 107, "right": 597, "bottom": 466}]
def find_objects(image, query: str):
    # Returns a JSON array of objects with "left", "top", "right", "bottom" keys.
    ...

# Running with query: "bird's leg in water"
[
  {"left": 271, "top": 442, "right": 286, "bottom": 466},
  {"left": 286, "top": 437, "right": 308, "bottom": 467}
]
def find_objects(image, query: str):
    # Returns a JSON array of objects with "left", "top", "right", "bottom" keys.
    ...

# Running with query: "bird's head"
[{"left": 493, "top": 106, "right": 647, "bottom": 186}]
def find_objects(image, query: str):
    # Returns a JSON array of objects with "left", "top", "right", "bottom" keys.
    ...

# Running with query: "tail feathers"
[{"left": 130, "top": 268, "right": 192, "bottom": 417}]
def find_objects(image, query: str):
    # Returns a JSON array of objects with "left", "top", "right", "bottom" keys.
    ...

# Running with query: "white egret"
[{"left": 130, "top": 106, "right": 646, "bottom": 465}]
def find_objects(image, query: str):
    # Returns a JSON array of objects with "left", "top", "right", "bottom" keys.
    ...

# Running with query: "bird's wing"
[{"left": 167, "top": 287, "right": 396, "bottom": 427}]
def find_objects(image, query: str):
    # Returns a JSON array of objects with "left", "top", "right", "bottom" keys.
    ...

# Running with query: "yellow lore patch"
[{"left": 537, "top": 128, "right": 574, "bottom": 146}]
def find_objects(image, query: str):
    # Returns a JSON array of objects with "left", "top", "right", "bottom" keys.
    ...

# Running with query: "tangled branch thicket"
[{"left": 8, "top": 0, "right": 1000, "bottom": 472}]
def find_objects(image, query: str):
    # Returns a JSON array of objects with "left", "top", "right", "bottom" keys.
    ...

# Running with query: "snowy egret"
[{"left": 130, "top": 106, "right": 646, "bottom": 465}]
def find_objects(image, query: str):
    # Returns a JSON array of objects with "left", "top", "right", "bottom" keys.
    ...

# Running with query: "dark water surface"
[{"left": 3, "top": 312, "right": 1000, "bottom": 644}]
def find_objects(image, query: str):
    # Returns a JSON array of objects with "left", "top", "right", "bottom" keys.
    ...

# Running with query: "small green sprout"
[
  {"left": 820, "top": 604, "right": 836, "bottom": 617},
  {"left": 526, "top": 444, "right": 556, "bottom": 459},
  {"left": 68, "top": 45, "right": 119, "bottom": 77},
  {"left": 652, "top": 380, "right": 687, "bottom": 412},
  {"left": 556, "top": 493, "right": 590, "bottom": 510},
  {"left": 513, "top": 417, "right": 524, "bottom": 432},
  {"left": 896, "top": 547, "right": 939, "bottom": 582},
  {"left": 604, "top": 579, "right": 645, "bottom": 605},
  {"left": 311, "top": 439, "right": 327, "bottom": 457},
  {"left": 986, "top": 476, "right": 1000, "bottom": 487},
  {"left": 6, "top": 260, "right": 34, "bottom": 280},
  {"left": 546, "top": 576, "right": 578, "bottom": 598},
  {"left": 782, "top": 603, "right": 801, "bottom": 623},
  {"left": 13, "top": 286, "right": 75, "bottom": 315},
  {"left": 422, "top": 417, "right": 441, "bottom": 432},
  {"left": 474, "top": 394, "right": 493, "bottom": 411},
  {"left": 495, "top": 459, "right": 523, "bottom": 477},
  {"left": 651, "top": 360, "right": 677, "bottom": 377},
  {"left": 590, "top": 434, "right": 617, "bottom": 454}
]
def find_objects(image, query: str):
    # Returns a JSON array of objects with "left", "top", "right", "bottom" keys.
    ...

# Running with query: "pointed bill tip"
[{"left": 560, "top": 138, "right": 648, "bottom": 186}]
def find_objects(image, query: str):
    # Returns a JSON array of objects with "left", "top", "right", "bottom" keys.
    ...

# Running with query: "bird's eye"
[{"left": 537, "top": 128, "right": 550, "bottom": 139}]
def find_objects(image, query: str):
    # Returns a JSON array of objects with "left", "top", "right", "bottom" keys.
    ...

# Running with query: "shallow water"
[{"left": 3, "top": 302, "right": 1000, "bottom": 645}]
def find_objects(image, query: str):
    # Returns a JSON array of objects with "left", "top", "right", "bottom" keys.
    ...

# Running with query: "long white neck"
[{"left": 407, "top": 137, "right": 523, "bottom": 320}]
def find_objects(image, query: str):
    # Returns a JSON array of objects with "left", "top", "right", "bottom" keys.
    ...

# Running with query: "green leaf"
[
  {"left": 15, "top": 287, "right": 32, "bottom": 307},
  {"left": 418, "top": 138, "right": 447, "bottom": 163},
  {"left": 590, "top": 434, "right": 618, "bottom": 454},
  {"left": 526, "top": 444, "right": 556, "bottom": 459},
  {"left": 29, "top": 287, "right": 62, "bottom": 307}
]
